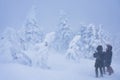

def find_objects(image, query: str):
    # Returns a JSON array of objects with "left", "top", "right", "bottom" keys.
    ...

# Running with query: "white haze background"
[{"left": 0, "top": 0, "right": 120, "bottom": 80}]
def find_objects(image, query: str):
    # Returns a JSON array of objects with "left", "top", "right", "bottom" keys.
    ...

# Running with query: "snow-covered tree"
[
  {"left": 0, "top": 28, "right": 14, "bottom": 63},
  {"left": 0, "top": 28, "right": 31, "bottom": 65},
  {"left": 70, "top": 24, "right": 111, "bottom": 59},
  {"left": 29, "top": 32, "right": 55, "bottom": 68},
  {"left": 53, "top": 12, "right": 74, "bottom": 52},
  {"left": 66, "top": 35, "right": 81, "bottom": 62},
  {"left": 87, "top": 24, "right": 110, "bottom": 58},
  {"left": 0, "top": 6, "right": 44, "bottom": 67},
  {"left": 17, "top": 6, "right": 45, "bottom": 67},
  {"left": 23, "top": 6, "right": 43, "bottom": 50}
]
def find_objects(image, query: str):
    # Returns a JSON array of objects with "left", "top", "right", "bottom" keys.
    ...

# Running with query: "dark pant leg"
[
  {"left": 103, "top": 66, "right": 106, "bottom": 74},
  {"left": 99, "top": 67, "right": 103, "bottom": 77},
  {"left": 95, "top": 67, "right": 98, "bottom": 77}
]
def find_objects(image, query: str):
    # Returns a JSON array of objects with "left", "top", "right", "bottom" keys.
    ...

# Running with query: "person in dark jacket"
[
  {"left": 104, "top": 44, "right": 113, "bottom": 75},
  {"left": 93, "top": 45, "right": 104, "bottom": 77}
]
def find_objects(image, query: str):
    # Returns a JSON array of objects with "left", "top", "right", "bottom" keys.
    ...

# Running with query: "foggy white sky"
[{"left": 0, "top": 0, "right": 120, "bottom": 37}]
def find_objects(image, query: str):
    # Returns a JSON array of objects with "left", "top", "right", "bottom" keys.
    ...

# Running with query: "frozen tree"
[
  {"left": 23, "top": 6, "right": 43, "bottom": 50},
  {"left": 0, "top": 28, "right": 14, "bottom": 63},
  {"left": 66, "top": 35, "right": 81, "bottom": 62},
  {"left": 0, "top": 6, "right": 44, "bottom": 66},
  {"left": 72, "top": 24, "right": 111, "bottom": 58},
  {"left": 53, "top": 12, "right": 74, "bottom": 52},
  {"left": 17, "top": 6, "right": 45, "bottom": 66},
  {"left": 76, "top": 24, "right": 94, "bottom": 58},
  {"left": 86, "top": 24, "right": 109, "bottom": 58},
  {"left": 0, "top": 28, "right": 31, "bottom": 65},
  {"left": 110, "top": 37, "right": 120, "bottom": 60},
  {"left": 30, "top": 32, "right": 55, "bottom": 68}
]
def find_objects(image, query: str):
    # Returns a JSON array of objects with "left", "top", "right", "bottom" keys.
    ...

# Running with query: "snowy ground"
[{"left": 0, "top": 53, "right": 120, "bottom": 80}]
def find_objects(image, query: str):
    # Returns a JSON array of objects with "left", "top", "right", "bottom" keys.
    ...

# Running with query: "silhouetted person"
[
  {"left": 93, "top": 45, "right": 104, "bottom": 77},
  {"left": 104, "top": 44, "right": 113, "bottom": 75}
]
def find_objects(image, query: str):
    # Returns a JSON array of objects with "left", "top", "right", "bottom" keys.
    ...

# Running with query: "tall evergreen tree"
[{"left": 54, "top": 11, "right": 74, "bottom": 52}]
